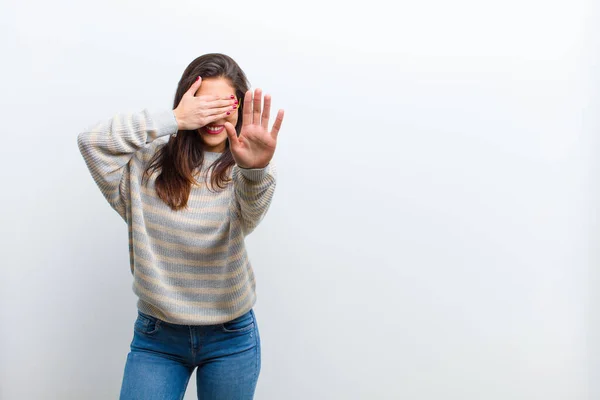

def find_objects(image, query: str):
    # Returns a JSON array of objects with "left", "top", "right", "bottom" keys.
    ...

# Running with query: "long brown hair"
[{"left": 142, "top": 53, "right": 250, "bottom": 211}]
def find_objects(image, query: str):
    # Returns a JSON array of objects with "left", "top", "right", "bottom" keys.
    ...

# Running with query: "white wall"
[
  {"left": 1, "top": 0, "right": 596, "bottom": 399},
  {"left": 587, "top": 1, "right": 600, "bottom": 399}
]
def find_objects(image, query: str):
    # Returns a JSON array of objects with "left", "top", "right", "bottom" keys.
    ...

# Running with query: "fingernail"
[
  {"left": 234, "top": 100, "right": 238, "bottom": 104},
  {"left": 230, "top": 95, "right": 235, "bottom": 99},
  {"left": 227, "top": 112, "right": 231, "bottom": 115},
  {"left": 196, "top": 76, "right": 200, "bottom": 81},
  {"left": 232, "top": 106, "right": 236, "bottom": 109}
]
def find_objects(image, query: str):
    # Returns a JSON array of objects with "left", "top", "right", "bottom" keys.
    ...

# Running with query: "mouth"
[{"left": 203, "top": 125, "right": 225, "bottom": 135}]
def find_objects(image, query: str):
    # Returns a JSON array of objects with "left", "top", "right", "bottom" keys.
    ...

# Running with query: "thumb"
[
  {"left": 224, "top": 122, "right": 239, "bottom": 148},
  {"left": 186, "top": 76, "right": 202, "bottom": 97}
]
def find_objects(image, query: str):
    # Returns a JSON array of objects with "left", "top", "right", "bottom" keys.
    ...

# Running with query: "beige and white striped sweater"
[{"left": 77, "top": 109, "right": 276, "bottom": 325}]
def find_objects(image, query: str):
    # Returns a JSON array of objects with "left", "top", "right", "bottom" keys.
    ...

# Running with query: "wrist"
[
  {"left": 238, "top": 163, "right": 270, "bottom": 182},
  {"left": 238, "top": 163, "right": 269, "bottom": 170},
  {"left": 172, "top": 109, "right": 182, "bottom": 130}
]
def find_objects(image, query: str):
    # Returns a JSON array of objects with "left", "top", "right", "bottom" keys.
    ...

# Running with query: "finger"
[
  {"left": 205, "top": 104, "right": 238, "bottom": 116},
  {"left": 187, "top": 76, "right": 203, "bottom": 97},
  {"left": 261, "top": 94, "right": 271, "bottom": 130},
  {"left": 203, "top": 111, "right": 231, "bottom": 126},
  {"left": 270, "top": 109, "right": 284, "bottom": 140},
  {"left": 197, "top": 95, "right": 237, "bottom": 103},
  {"left": 242, "top": 90, "right": 252, "bottom": 127},
  {"left": 253, "top": 88, "right": 262, "bottom": 126},
  {"left": 224, "top": 122, "right": 240, "bottom": 148},
  {"left": 203, "top": 99, "right": 238, "bottom": 109}
]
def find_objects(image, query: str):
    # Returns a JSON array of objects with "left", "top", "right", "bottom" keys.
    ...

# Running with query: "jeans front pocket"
[
  {"left": 221, "top": 309, "right": 255, "bottom": 333},
  {"left": 134, "top": 311, "right": 161, "bottom": 336}
]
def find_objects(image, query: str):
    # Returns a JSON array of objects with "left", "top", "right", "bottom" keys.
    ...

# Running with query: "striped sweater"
[{"left": 77, "top": 109, "right": 276, "bottom": 325}]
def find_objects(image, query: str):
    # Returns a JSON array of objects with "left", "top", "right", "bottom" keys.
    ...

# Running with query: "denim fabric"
[{"left": 119, "top": 309, "right": 260, "bottom": 400}]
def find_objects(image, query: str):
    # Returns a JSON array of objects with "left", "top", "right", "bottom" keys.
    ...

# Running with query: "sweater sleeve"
[
  {"left": 77, "top": 109, "right": 178, "bottom": 220},
  {"left": 231, "top": 162, "right": 277, "bottom": 236}
]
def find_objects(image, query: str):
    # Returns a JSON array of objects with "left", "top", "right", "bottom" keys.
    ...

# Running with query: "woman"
[{"left": 77, "top": 53, "right": 284, "bottom": 400}]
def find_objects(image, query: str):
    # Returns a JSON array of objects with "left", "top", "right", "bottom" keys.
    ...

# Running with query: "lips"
[{"left": 204, "top": 125, "right": 225, "bottom": 135}]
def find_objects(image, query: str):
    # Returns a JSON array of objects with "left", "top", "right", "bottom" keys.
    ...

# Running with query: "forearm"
[
  {"left": 232, "top": 163, "right": 277, "bottom": 236},
  {"left": 77, "top": 109, "right": 177, "bottom": 216}
]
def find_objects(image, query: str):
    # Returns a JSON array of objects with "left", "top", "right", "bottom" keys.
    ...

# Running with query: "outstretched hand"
[{"left": 224, "top": 89, "right": 284, "bottom": 169}]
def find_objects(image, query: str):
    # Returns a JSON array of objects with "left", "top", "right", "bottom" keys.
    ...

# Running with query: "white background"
[{"left": 1, "top": 0, "right": 597, "bottom": 399}]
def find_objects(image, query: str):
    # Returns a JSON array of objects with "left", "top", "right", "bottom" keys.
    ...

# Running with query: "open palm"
[{"left": 224, "top": 88, "right": 284, "bottom": 169}]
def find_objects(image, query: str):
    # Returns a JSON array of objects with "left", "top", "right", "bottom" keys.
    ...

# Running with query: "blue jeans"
[{"left": 119, "top": 309, "right": 261, "bottom": 400}]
